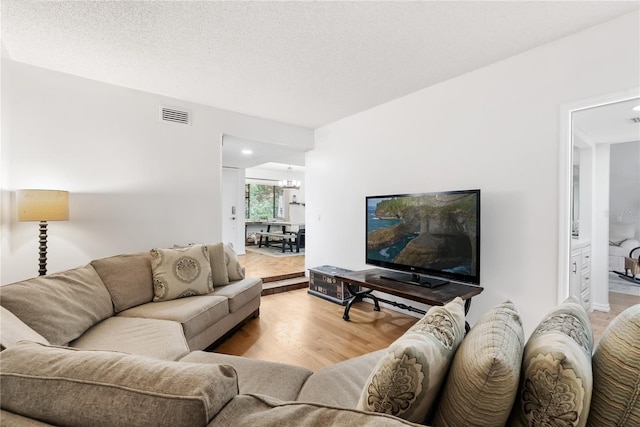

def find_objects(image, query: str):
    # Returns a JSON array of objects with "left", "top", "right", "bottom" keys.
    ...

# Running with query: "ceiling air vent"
[
  {"left": 628, "top": 117, "right": 640, "bottom": 124},
  {"left": 160, "top": 106, "right": 191, "bottom": 125}
]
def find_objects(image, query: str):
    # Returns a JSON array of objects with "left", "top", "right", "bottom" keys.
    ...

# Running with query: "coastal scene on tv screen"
[{"left": 367, "top": 192, "right": 479, "bottom": 279}]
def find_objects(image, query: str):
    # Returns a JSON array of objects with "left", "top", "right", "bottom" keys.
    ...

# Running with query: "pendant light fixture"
[{"left": 278, "top": 166, "right": 301, "bottom": 190}]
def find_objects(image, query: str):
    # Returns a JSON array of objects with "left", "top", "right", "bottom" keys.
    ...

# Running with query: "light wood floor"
[
  {"left": 215, "top": 288, "right": 415, "bottom": 371},
  {"left": 231, "top": 251, "right": 639, "bottom": 367},
  {"left": 589, "top": 291, "right": 640, "bottom": 345}
]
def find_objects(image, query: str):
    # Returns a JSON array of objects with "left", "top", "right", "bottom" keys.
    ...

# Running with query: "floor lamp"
[{"left": 17, "top": 189, "right": 69, "bottom": 276}]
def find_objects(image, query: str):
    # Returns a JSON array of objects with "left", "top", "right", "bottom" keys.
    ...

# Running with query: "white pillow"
[{"left": 610, "top": 223, "right": 637, "bottom": 245}]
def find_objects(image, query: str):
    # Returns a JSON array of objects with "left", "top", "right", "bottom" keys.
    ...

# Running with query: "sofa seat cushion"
[
  {"left": 0, "top": 306, "right": 49, "bottom": 350},
  {"left": 432, "top": 300, "right": 525, "bottom": 427},
  {"left": 0, "top": 264, "right": 113, "bottom": 345},
  {"left": 90, "top": 252, "right": 154, "bottom": 313},
  {"left": 71, "top": 316, "right": 190, "bottom": 360},
  {"left": 211, "top": 277, "right": 262, "bottom": 313},
  {"left": 0, "top": 342, "right": 238, "bottom": 427},
  {"left": 587, "top": 304, "right": 640, "bottom": 427},
  {"left": 119, "top": 295, "right": 229, "bottom": 340},
  {"left": 509, "top": 297, "right": 593, "bottom": 427},
  {"left": 181, "top": 351, "right": 313, "bottom": 401},
  {"left": 208, "top": 394, "right": 422, "bottom": 427},
  {"left": 296, "top": 350, "right": 386, "bottom": 408}
]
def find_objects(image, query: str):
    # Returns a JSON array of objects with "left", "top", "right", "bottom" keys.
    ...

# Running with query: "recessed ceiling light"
[
  {"left": 241, "top": 149, "right": 253, "bottom": 155},
  {"left": 633, "top": 105, "right": 640, "bottom": 111}
]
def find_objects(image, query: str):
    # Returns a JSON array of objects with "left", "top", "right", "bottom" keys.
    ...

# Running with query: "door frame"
[
  {"left": 557, "top": 87, "right": 640, "bottom": 306},
  {"left": 222, "top": 167, "right": 246, "bottom": 254}
]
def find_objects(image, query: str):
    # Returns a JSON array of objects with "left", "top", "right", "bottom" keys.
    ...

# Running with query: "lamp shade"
[{"left": 17, "top": 190, "right": 69, "bottom": 222}]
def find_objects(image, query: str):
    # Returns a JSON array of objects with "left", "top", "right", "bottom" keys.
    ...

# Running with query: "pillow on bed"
[{"left": 610, "top": 223, "right": 637, "bottom": 245}]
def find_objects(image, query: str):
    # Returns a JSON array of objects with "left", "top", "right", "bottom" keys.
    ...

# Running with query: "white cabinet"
[{"left": 570, "top": 241, "right": 591, "bottom": 312}]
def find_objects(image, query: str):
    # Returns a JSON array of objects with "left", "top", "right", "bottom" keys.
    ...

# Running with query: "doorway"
[
  {"left": 559, "top": 90, "right": 640, "bottom": 336},
  {"left": 221, "top": 135, "right": 307, "bottom": 275}
]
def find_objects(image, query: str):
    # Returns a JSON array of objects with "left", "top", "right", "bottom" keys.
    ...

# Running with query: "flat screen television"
[{"left": 366, "top": 189, "right": 480, "bottom": 287}]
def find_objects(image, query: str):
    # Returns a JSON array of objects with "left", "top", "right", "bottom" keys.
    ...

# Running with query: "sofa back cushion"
[
  {"left": 509, "top": 297, "right": 593, "bottom": 427},
  {"left": 91, "top": 252, "right": 154, "bottom": 312},
  {"left": 0, "top": 264, "right": 113, "bottom": 345},
  {"left": 224, "top": 243, "right": 245, "bottom": 281},
  {"left": 0, "top": 342, "right": 238, "bottom": 427},
  {"left": 207, "top": 242, "right": 230, "bottom": 286},
  {"left": 0, "top": 306, "right": 49, "bottom": 351},
  {"left": 587, "top": 304, "right": 640, "bottom": 427}
]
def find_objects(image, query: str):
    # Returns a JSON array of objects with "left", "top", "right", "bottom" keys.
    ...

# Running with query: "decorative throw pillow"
[
  {"left": 509, "top": 297, "right": 593, "bottom": 427},
  {"left": 431, "top": 300, "right": 524, "bottom": 427},
  {"left": 207, "top": 242, "right": 230, "bottom": 286},
  {"left": 587, "top": 304, "right": 640, "bottom": 427},
  {"left": 224, "top": 243, "right": 245, "bottom": 282},
  {"left": 150, "top": 245, "right": 213, "bottom": 302},
  {"left": 357, "top": 297, "right": 466, "bottom": 424}
]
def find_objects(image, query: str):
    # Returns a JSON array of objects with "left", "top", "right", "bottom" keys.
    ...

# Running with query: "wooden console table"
[{"left": 336, "top": 268, "right": 483, "bottom": 331}]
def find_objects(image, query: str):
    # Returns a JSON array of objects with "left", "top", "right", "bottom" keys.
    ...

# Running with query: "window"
[{"left": 245, "top": 183, "right": 284, "bottom": 219}]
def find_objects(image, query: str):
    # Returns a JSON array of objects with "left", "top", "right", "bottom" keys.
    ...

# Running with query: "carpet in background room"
[
  {"left": 246, "top": 246, "right": 305, "bottom": 258},
  {"left": 609, "top": 271, "right": 640, "bottom": 296}
]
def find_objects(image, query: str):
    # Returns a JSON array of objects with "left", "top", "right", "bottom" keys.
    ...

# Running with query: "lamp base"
[{"left": 38, "top": 221, "right": 48, "bottom": 276}]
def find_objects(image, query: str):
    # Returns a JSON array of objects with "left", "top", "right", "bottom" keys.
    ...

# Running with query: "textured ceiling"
[{"left": 2, "top": 1, "right": 639, "bottom": 130}]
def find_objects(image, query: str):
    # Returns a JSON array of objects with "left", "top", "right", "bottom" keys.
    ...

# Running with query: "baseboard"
[{"left": 592, "top": 302, "right": 610, "bottom": 313}]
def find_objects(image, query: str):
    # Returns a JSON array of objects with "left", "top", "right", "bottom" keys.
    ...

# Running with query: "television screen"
[{"left": 366, "top": 190, "right": 480, "bottom": 286}]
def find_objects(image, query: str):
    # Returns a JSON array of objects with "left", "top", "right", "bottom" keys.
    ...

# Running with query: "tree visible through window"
[{"left": 245, "top": 184, "right": 283, "bottom": 219}]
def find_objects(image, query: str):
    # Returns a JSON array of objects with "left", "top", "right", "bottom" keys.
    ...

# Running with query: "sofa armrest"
[{"left": 0, "top": 342, "right": 238, "bottom": 427}]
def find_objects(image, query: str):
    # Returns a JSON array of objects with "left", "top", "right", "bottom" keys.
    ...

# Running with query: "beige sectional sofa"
[
  {"left": 1, "top": 249, "right": 639, "bottom": 426},
  {"left": 0, "top": 243, "right": 262, "bottom": 360}
]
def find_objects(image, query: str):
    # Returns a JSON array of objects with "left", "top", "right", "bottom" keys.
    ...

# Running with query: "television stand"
[
  {"left": 380, "top": 271, "right": 449, "bottom": 288},
  {"left": 335, "top": 268, "right": 483, "bottom": 332}
]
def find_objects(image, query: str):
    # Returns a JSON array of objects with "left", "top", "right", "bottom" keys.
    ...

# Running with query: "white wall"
[
  {"left": 1, "top": 61, "right": 313, "bottom": 284},
  {"left": 306, "top": 12, "right": 640, "bottom": 337}
]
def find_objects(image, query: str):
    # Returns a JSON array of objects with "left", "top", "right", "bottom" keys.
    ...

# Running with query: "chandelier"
[{"left": 279, "top": 166, "right": 301, "bottom": 189}]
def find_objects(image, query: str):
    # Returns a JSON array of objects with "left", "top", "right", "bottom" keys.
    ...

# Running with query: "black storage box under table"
[{"left": 308, "top": 265, "right": 359, "bottom": 305}]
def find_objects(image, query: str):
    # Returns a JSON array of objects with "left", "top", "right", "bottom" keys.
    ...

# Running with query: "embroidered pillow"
[
  {"left": 150, "top": 245, "right": 213, "bottom": 302},
  {"left": 509, "top": 297, "right": 593, "bottom": 427},
  {"left": 432, "top": 300, "right": 524, "bottom": 427},
  {"left": 357, "top": 297, "right": 465, "bottom": 424},
  {"left": 224, "top": 243, "right": 245, "bottom": 282},
  {"left": 587, "top": 304, "right": 640, "bottom": 427}
]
